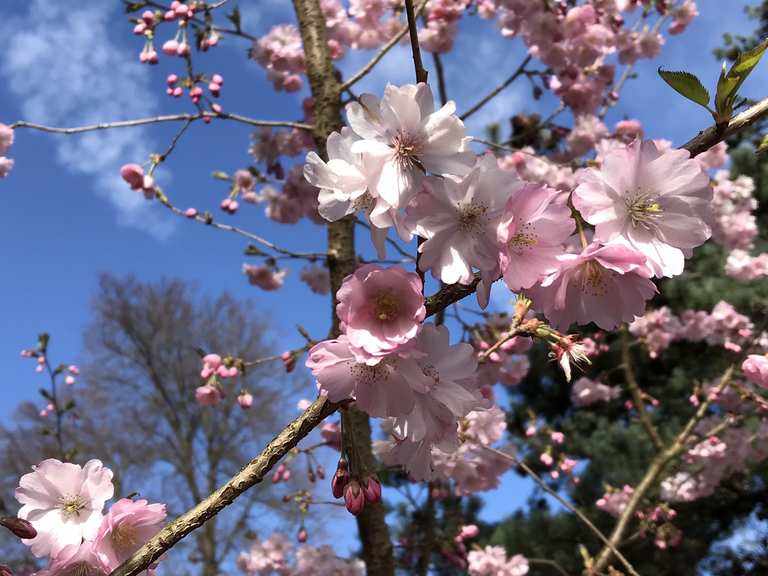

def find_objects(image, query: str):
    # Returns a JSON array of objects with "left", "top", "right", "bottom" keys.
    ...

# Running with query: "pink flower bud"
[
  {"left": 271, "top": 469, "right": 282, "bottom": 483},
  {"left": 237, "top": 392, "right": 253, "bottom": 409},
  {"left": 190, "top": 86, "right": 203, "bottom": 98},
  {"left": 344, "top": 480, "right": 365, "bottom": 516},
  {"left": 525, "top": 425, "right": 537, "bottom": 437},
  {"left": 172, "top": 86, "right": 183, "bottom": 98},
  {"left": 212, "top": 74, "right": 224, "bottom": 85},
  {"left": 297, "top": 527, "right": 308, "bottom": 543},
  {"left": 35, "top": 365, "right": 43, "bottom": 373},
  {"left": 540, "top": 453, "right": 554, "bottom": 467},
  {"left": 331, "top": 460, "right": 348, "bottom": 499},
  {"left": 185, "top": 207, "right": 198, "bottom": 218},
  {"left": 283, "top": 74, "right": 302, "bottom": 92},
  {"left": 281, "top": 351, "right": 296, "bottom": 373},
  {"left": 363, "top": 476, "right": 381, "bottom": 504},
  {"left": 550, "top": 432, "right": 565, "bottom": 444},
  {"left": 459, "top": 524, "right": 479, "bottom": 540},
  {"left": 68, "top": 365, "right": 79, "bottom": 375},
  {"left": 281, "top": 468, "right": 291, "bottom": 481},
  {"left": 176, "top": 42, "right": 191, "bottom": 57},
  {"left": 65, "top": 375, "right": 75, "bottom": 385},
  {"left": 175, "top": 4, "right": 190, "bottom": 17},
  {"left": 316, "top": 465, "right": 325, "bottom": 480},
  {"left": 133, "top": 23, "right": 147, "bottom": 35},
  {"left": 0, "top": 516, "right": 37, "bottom": 539},
  {"left": 211, "top": 103, "right": 222, "bottom": 114},
  {"left": 167, "top": 74, "right": 179, "bottom": 86},
  {"left": 120, "top": 164, "right": 145, "bottom": 190},
  {"left": 208, "top": 83, "right": 221, "bottom": 96},
  {"left": 162, "top": 39, "right": 179, "bottom": 55},
  {"left": 39, "top": 410, "right": 48, "bottom": 418},
  {"left": 141, "top": 10, "right": 155, "bottom": 25}
]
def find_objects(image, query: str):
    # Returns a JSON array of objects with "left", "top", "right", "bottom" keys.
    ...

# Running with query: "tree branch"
[
  {"left": 483, "top": 447, "right": 641, "bottom": 576},
  {"left": 404, "top": 0, "right": 429, "bottom": 84},
  {"left": 10, "top": 114, "right": 312, "bottom": 134},
  {"left": 621, "top": 327, "right": 664, "bottom": 453},
  {"left": 682, "top": 96, "right": 768, "bottom": 157},
  {"left": 591, "top": 365, "right": 735, "bottom": 574},
  {"left": 110, "top": 396, "right": 338, "bottom": 576},
  {"left": 460, "top": 55, "right": 532, "bottom": 121},
  {"left": 340, "top": 0, "right": 429, "bottom": 91}
]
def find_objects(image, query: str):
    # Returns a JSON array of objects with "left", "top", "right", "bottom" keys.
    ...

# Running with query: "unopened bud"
[
  {"left": 331, "top": 464, "right": 349, "bottom": 499},
  {"left": 0, "top": 516, "right": 37, "bottom": 539},
  {"left": 0, "top": 564, "right": 13, "bottom": 576},
  {"left": 297, "top": 527, "right": 308, "bottom": 543},
  {"left": 344, "top": 480, "right": 365, "bottom": 516},
  {"left": 316, "top": 465, "right": 325, "bottom": 480},
  {"left": 363, "top": 475, "right": 381, "bottom": 504}
]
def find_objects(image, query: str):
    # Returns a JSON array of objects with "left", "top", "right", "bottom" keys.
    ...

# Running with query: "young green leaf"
[
  {"left": 657, "top": 69, "right": 711, "bottom": 110},
  {"left": 715, "top": 38, "right": 768, "bottom": 123}
]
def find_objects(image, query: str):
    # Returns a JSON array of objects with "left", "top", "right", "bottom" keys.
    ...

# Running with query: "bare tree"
[{"left": 0, "top": 274, "right": 304, "bottom": 575}]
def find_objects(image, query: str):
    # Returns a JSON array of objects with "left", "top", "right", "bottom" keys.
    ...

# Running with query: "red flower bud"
[
  {"left": 0, "top": 516, "right": 37, "bottom": 539},
  {"left": 331, "top": 465, "right": 348, "bottom": 499},
  {"left": 363, "top": 475, "right": 381, "bottom": 504},
  {"left": 344, "top": 480, "right": 365, "bottom": 516},
  {"left": 297, "top": 527, "right": 308, "bottom": 543}
]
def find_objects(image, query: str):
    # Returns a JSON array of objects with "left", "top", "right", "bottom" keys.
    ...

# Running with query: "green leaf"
[
  {"left": 715, "top": 38, "right": 768, "bottom": 123},
  {"left": 658, "top": 69, "right": 711, "bottom": 109}
]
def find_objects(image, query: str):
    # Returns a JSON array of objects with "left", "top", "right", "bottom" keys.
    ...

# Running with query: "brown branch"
[
  {"left": 404, "top": 0, "right": 428, "bottom": 84},
  {"left": 10, "top": 114, "right": 312, "bottom": 134},
  {"left": 110, "top": 396, "right": 338, "bottom": 576},
  {"left": 431, "top": 52, "right": 448, "bottom": 107},
  {"left": 621, "top": 327, "right": 664, "bottom": 453},
  {"left": 425, "top": 273, "right": 482, "bottom": 317},
  {"left": 340, "top": 0, "right": 429, "bottom": 91},
  {"left": 460, "top": 55, "right": 532, "bottom": 121},
  {"left": 416, "top": 482, "right": 436, "bottom": 576},
  {"left": 682, "top": 96, "right": 768, "bottom": 157},
  {"left": 483, "top": 447, "right": 641, "bottom": 576},
  {"left": 591, "top": 365, "right": 735, "bottom": 574}
]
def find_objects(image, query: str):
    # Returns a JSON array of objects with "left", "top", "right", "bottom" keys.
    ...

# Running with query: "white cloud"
[{"left": 0, "top": 0, "right": 174, "bottom": 238}]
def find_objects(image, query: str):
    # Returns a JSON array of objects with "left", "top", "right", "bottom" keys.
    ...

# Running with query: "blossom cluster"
[
  {"left": 14, "top": 459, "right": 166, "bottom": 575},
  {"left": 467, "top": 545, "right": 529, "bottom": 576},
  {"left": 630, "top": 301, "right": 759, "bottom": 357},
  {"left": 0, "top": 123, "right": 15, "bottom": 178},
  {"left": 237, "top": 533, "right": 364, "bottom": 575}
]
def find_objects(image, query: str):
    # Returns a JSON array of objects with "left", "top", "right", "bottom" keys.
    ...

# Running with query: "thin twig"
[
  {"left": 404, "top": 0, "right": 429, "bottom": 84},
  {"left": 111, "top": 396, "right": 338, "bottom": 576},
  {"left": 528, "top": 558, "right": 571, "bottom": 576},
  {"left": 460, "top": 55, "right": 532, "bottom": 121},
  {"left": 621, "top": 327, "right": 664, "bottom": 453},
  {"left": 431, "top": 52, "right": 448, "bottom": 106},
  {"left": 10, "top": 114, "right": 312, "bottom": 134},
  {"left": 483, "top": 447, "right": 641, "bottom": 576},
  {"left": 340, "top": 0, "right": 429, "bottom": 90}
]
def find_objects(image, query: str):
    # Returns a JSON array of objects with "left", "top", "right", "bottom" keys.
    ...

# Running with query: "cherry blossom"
[
  {"left": 0, "top": 123, "right": 14, "bottom": 178},
  {"left": 571, "top": 376, "right": 621, "bottom": 406},
  {"left": 406, "top": 157, "right": 513, "bottom": 297},
  {"left": 468, "top": 546, "right": 529, "bottom": 576},
  {"left": 497, "top": 183, "right": 574, "bottom": 291},
  {"left": 336, "top": 264, "right": 425, "bottom": 363},
  {"left": 346, "top": 82, "right": 474, "bottom": 210},
  {"left": 742, "top": 354, "right": 768, "bottom": 389},
  {"left": 299, "top": 264, "right": 331, "bottom": 294},
  {"left": 573, "top": 140, "right": 712, "bottom": 277},
  {"left": 93, "top": 498, "right": 166, "bottom": 568},
  {"left": 526, "top": 242, "right": 657, "bottom": 330},
  {"left": 242, "top": 264, "right": 287, "bottom": 291},
  {"left": 35, "top": 541, "right": 111, "bottom": 576},
  {"left": 15, "top": 459, "right": 114, "bottom": 558}
]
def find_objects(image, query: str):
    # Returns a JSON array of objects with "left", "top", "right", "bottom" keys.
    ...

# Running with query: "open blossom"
[
  {"left": 346, "top": 82, "right": 474, "bottom": 209},
  {"left": 468, "top": 546, "right": 529, "bottom": 576},
  {"left": 35, "top": 541, "right": 111, "bottom": 576},
  {"left": 304, "top": 127, "right": 406, "bottom": 257},
  {"left": 0, "top": 124, "right": 14, "bottom": 178},
  {"left": 497, "top": 183, "right": 574, "bottom": 291},
  {"left": 406, "top": 157, "right": 512, "bottom": 301},
  {"left": 94, "top": 498, "right": 166, "bottom": 568},
  {"left": 196, "top": 384, "right": 224, "bottom": 406},
  {"left": 242, "top": 264, "right": 287, "bottom": 290},
  {"left": 299, "top": 264, "right": 330, "bottom": 294},
  {"left": 742, "top": 354, "right": 768, "bottom": 389},
  {"left": 0, "top": 156, "right": 14, "bottom": 178},
  {"left": 571, "top": 376, "right": 621, "bottom": 406},
  {"left": 237, "top": 533, "right": 293, "bottom": 574},
  {"left": 336, "top": 264, "right": 425, "bottom": 363},
  {"left": 527, "top": 242, "right": 657, "bottom": 330},
  {"left": 15, "top": 459, "right": 114, "bottom": 558},
  {"left": 573, "top": 140, "right": 712, "bottom": 277},
  {"left": 306, "top": 335, "right": 418, "bottom": 417}
]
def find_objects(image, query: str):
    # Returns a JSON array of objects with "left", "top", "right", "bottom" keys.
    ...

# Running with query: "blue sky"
[{"left": 0, "top": 0, "right": 765, "bottom": 561}]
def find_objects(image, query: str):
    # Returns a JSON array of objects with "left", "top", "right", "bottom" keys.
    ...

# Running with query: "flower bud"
[
  {"left": 0, "top": 516, "right": 37, "bottom": 539},
  {"left": 331, "top": 460, "right": 349, "bottom": 499},
  {"left": 297, "top": 527, "right": 308, "bottom": 543},
  {"left": 281, "top": 351, "right": 296, "bottom": 373},
  {"left": 0, "top": 564, "right": 12, "bottom": 576},
  {"left": 237, "top": 392, "right": 253, "bottom": 409},
  {"left": 316, "top": 465, "right": 325, "bottom": 480},
  {"left": 344, "top": 480, "right": 365, "bottom": 516},
  {"left": 363, "top": 475, "right": 381, "bottom": 504}
]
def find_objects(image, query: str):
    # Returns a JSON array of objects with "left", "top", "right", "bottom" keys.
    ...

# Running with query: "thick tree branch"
[
  {"left": 340, "top": 0, "right": 429, "bottom": 91},
  {"left": 591, "top": 366, "right": 735, "bottom": 574},
  {"left": 682, "top": 96, "right": 768, "bottom": 157},
  {"left": 10, "top": 114, "right": 312, "bottom": 134},
  {"left": 110, "top": 396, "right": 338, "bottom": 576},
  {"left": 425, "top": 274, "right": 482, "bottom": 317},
  {"left": 460, "top": 55, "right": 532, "bottom": 121}
]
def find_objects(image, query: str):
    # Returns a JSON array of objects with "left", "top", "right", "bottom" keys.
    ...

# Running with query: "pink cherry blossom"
[
  {"left": 35, "top": 541, "right": 111, "bottom": 576},
  {"left": 573, "top": 140, "right": 712, "bottom": 277},
  {"left": 336, "top": 264, "right": 425, "bottom": 363},
  {"left": 299, "top": 264, "right": 331, "bottom": 294},
  {"left": 242, "top": 264, "right": 287, "bottom": 291},
  {"left": 468, "top": 546, "right": 529, "bottom": 576},
  {"left": 571, "top": 376, "right": 621, "bottom": 406},
  {"left": 15, "top": 459, "right": 114, "bottom": 558},
  {"left": 237, "top": 533, "right": 293, "bottom": 574},
  {"left": 195, "top": 384, "right": 223, "bottom": 406},
  {"left": 0, "top": 156, "right": 14, "bottom": 178},
  {"left": 668, "top": 0, "right": 698, "bottom": 35},
  {"left": 497, "top": 183, "right": 574, "bottom": 291},
  {"left": 238, "top": 391, "right": 254, "bottom": 409},
  {"left": 346, "top": 82, "right": 474, "bottom": 209},
  {"left": 93, "top": 498, "right": 166, "bottom": 568},
  {"left": 0, "top": 124, "right": 14, "bottom": 156},
  {"left": 306, "top": 335, "right": 417, "bottom": 417},
  {"left": 406, "top": 157, "right": 512, "bottom": 295},
  {"left": 742, "top": 354, "right": 768, "bottom": 389},
  {"left": 526, "top": 242, "right": 657, "bottom": 330}
]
